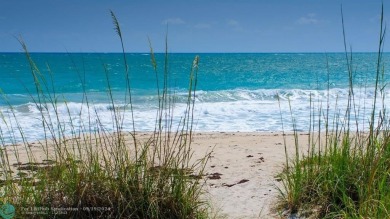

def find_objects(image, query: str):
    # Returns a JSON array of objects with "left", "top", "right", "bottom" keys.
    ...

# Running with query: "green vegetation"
[
  {"left": 0, "top": 12, "right": 209, "bottom": 218},
  {"left": 278, "top": 5, "right": 390, "bottom": 218}
]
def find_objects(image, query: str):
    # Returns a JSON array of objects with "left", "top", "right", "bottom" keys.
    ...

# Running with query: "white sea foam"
[{"left": 0, "top": 87, "right": 387, "bottom": 143}]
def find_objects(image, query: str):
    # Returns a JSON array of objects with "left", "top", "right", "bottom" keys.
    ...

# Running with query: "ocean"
[{"left": 0, "top": 52, "right": 388, "bottom": 143}]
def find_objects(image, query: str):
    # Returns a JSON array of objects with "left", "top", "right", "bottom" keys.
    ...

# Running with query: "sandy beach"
[
  {"left": 190, "top": 132, "right": 309, "bottom": 219},
  {"left": 4, "top": 131, "right": 310, "bottom": 219}
]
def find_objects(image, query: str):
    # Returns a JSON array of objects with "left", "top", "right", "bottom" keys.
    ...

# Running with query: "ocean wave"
[
  {"left": 193, "top": 87, "right": 379, "bottom": 102},
  {"left": 0, "top": 87, "right": 380, "bottom": 105},
  {"left": 0, "top": 87, "right": 386, "bottom": 143}
]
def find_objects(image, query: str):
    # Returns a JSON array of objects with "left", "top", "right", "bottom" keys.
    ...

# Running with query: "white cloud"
[
  {"left": 226, "top": 19, "right": 243, "bottom": 31},
  {"left": 194, "top": 23, "right": 212, "bottom": 29},
  {"left": 296, "top": 13, "right": 319, "bottom": 25},
  {"left": 227, "top": 19, "right": 239, "bottom": 27},
  {"left": 161, "top": 18, "right": 185, "bottom": 25}
]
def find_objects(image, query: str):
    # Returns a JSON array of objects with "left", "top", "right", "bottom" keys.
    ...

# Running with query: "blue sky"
[{"left": 0, "top": 0, "right": 388, "bottom": 52}]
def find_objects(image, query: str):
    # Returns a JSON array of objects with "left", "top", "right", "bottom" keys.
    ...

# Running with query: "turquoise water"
[{"left": 0, "top": 53, "right": 388, "bottom": 142}]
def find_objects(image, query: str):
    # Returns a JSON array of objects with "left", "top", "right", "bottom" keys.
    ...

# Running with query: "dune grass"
[
  {"left": 0, "top": 12, "right": 209, "bottom": 218},
  {"left": 278, "top": 5, "right": 390, "bottom": 218}
]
